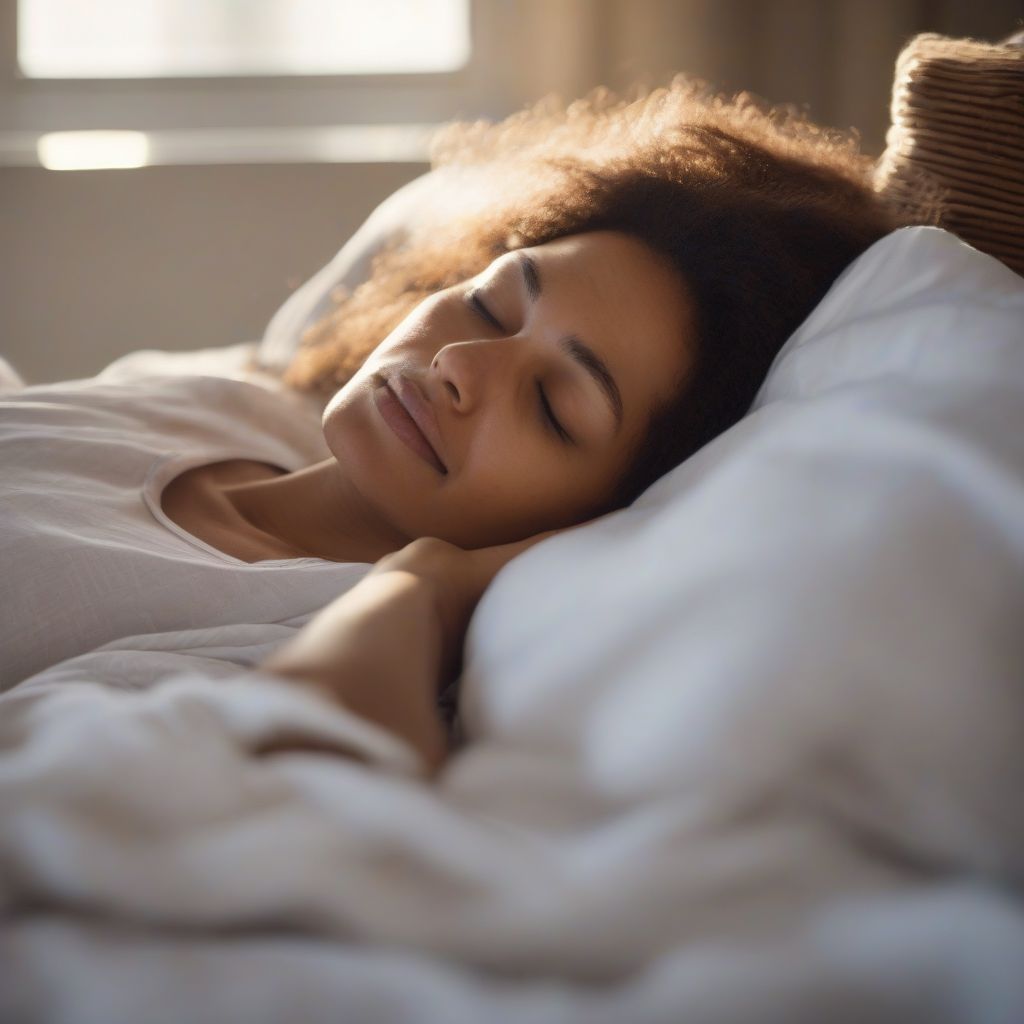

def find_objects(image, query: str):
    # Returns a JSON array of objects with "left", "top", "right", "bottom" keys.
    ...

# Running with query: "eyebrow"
[{"left": 516, "top": 253, "right": 625, "bottom": 431}]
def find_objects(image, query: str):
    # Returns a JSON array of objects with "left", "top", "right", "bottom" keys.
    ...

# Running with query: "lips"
[{"left": 373, "top": 374, "right": 448, "bottom": 474}]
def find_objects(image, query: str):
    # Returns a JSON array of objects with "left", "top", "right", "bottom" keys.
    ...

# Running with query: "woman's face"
[{"left": 322, "top": 230, "right": 695, "bottom": 548}]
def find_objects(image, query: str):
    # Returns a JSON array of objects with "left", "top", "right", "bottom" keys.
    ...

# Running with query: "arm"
[
  {"left": 259, "top": 568, "right": 450, "bottom": 774},
  {"left": 257, "top": 535, "right": 556, "bottom": 776}
]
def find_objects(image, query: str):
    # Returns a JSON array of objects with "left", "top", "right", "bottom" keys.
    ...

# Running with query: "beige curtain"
[{"left": 540, "top": 0, "right": 1023, "bottom": 156}]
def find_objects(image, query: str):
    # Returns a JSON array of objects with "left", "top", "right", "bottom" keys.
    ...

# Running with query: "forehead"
[{"left": 523, "top": 231, "right": 695, "bottom": 429}]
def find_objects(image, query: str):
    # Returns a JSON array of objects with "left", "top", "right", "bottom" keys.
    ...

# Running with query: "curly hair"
[{"left": 282, "top": 75, "right": 905, "bottom": 510}]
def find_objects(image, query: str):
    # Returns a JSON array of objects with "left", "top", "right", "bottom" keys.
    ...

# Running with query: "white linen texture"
[
  {"left": 0, "top": 372, "right": 373, "bottom": 691},
  {"left": 1, "top": 226, "right": 1023, "bottom": 1024}
]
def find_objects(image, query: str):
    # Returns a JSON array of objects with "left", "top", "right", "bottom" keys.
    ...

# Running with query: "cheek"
[
  {"left": 451, "top": 427, "right": 607, "bottom": 535},
  {"left": 323, "top": 391, "right": 455, "bottom": 537},
  {"left": 462, "top": 418, "right": 546, "bottom": 496}
]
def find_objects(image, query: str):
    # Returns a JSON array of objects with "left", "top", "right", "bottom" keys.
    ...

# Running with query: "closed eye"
[
  {"left": 467, "top": 289, "right": 506, "bottom": 333},
  {"left": 536, "top": 381, "right": 573, "bottom": 444},
  {"left": 467, "top": 287, "right": 574, "bottom": 445}
]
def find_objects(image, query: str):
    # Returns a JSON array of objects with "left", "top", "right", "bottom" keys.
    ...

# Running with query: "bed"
[{"left": 1, "top": 32, "right": 1023, "bottom": 1024}]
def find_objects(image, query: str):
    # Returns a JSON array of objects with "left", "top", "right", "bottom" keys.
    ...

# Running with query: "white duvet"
[{"left": 2, "top": 226, "right": 1024, "bottom": 1023}]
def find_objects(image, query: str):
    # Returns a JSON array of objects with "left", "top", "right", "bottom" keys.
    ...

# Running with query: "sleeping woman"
[{"left": 0, "top": 78, "right": 903, "bottom": 775}]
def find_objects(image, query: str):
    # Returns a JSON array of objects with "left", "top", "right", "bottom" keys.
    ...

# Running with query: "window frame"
[
  {"left": 16, "top": 0, "right": 473, "bottom": 80},
  {"left": 0, "top": 0, "right": 601, "bottom": 169},
  {"left": 0, "top": 0, "right": 536, "bottom": 133}
]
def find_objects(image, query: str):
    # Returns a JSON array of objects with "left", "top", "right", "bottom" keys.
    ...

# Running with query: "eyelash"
[
  {"left": 536, "top": 381, "right": 572, "bottom": 443},
  {"left": 468, "top": 290, "right": 504, "bottom": 333},
  {"left": 466, "top": 289, "right": 572, "bottom": 444}
]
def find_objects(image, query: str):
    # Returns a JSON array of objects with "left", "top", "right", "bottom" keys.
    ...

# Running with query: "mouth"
[{"left": 372, "top": 373, "right": 448, "bottom": 475}]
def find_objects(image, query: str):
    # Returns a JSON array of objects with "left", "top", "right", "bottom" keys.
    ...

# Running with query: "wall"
[{"left": 1, "top": 162, "right": 424, "bottom": 383}]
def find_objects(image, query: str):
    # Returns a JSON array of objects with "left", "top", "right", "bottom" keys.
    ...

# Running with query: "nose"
[{"left": 431, "top": 337, "right": 513, "bottom": 414}]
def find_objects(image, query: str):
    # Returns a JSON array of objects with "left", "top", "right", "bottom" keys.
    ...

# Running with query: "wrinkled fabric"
[{"left": 0, "top": 371, "right": 368, "bottom": 691}]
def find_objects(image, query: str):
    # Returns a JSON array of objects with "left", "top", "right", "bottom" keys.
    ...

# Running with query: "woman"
[{"left": 0, "top": 78, "right": 902, "bottom": 776}]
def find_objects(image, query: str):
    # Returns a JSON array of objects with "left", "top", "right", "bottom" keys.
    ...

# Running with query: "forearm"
[
  {"left": 259, "top": 572, "right": 450, "bottom": 776},
  {"left": 254, "top": 533, "right": 553, "bottom": 776}
]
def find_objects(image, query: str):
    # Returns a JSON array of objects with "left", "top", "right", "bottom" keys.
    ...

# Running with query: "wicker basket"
[{"left": 875, "top": 32, "right": 1024, "bottom": 277}]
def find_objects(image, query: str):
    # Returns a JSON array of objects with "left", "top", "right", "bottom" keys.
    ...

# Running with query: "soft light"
[{"left": 37, "top": 130, "right": 150, "bottom": 170}]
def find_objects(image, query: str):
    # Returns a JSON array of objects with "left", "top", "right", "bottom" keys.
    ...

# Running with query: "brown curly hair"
[{"left": 283, "top": 75, "right": 905, "bottom": 510}]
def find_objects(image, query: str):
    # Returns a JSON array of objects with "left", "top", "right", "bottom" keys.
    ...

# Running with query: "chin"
[{"left": 320, "top": 387, "right": 379, "bottom": 481}]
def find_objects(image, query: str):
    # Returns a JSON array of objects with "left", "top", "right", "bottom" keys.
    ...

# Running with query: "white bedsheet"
[{"left": 2, "top": 227, "right": 1024, "bottom": 1023}]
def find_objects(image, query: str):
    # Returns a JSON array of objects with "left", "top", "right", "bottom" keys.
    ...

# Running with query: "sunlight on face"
[{"left": 322, "top": 230, "right": 696, "bottom": 547}]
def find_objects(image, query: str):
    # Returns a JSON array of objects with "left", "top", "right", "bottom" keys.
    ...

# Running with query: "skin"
[
  {"left": 260, "top": 534, "right": 556, "bottom": 774},
  {"left": 222, "top": 230, "right": 696, "bottom": 561}
]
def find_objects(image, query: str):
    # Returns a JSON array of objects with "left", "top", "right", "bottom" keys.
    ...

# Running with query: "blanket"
[{"left": 2, "top": 227, "right": 1023, "bottom": 1023}]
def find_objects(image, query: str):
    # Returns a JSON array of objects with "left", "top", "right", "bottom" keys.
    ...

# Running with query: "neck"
[{"left": 221, "top": 458, "right": 409, "bottom": 563}]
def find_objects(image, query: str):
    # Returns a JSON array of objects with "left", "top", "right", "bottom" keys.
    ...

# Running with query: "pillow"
[
  {"left": 875, "top": 32, "right": 1024, "bottom": 277},
  {"left": 458, "top": 225, "right": 1024, "bottom": 885}
]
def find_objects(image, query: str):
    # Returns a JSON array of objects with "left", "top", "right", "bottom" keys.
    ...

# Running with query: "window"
[
  {"left": 18, "top": 0, "right": 470, "bottom": 78},
  {"left": 0, "top": 1, "right": 598, "bottom": 166}
]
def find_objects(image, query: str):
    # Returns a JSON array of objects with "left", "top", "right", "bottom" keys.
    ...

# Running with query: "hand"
[
  {"left": 265, "top": 527, "right": 559, "bottom": 689},
  {"left": 256, "top": 526, "right": 569, "bottom": 774},
  {"left": 365, "top": 528, "right": 560, "bottom": 677}
]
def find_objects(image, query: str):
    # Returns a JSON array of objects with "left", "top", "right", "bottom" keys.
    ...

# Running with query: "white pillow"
[{"left": 459, "top": 226, "right": 1024, "bottom": 883}]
